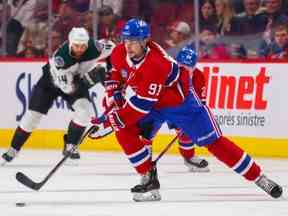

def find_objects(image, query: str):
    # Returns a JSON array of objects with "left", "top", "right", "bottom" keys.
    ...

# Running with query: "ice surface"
[{"left": 0, "top": 149, "right": 287, "bottom": 216}]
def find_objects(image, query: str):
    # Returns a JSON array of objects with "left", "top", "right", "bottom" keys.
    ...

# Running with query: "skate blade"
[
  {"left": 133, "top": 190, "right": 161, "bottom": 202},
  {"left": 188, "top": 167, "right": 210, "bottom": 172},
  {"left": 0, "top": 157, "right": 9, "bottom": 166},
  {"left": 63, "top": 158, "right": 80, "bottom": 166},
  {"left": 1, "top": 160, "right": 7, "bottom": 166}
]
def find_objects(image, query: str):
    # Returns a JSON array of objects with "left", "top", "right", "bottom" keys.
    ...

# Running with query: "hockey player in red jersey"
[
  {"left": 91, "top": 18, "right": 283, "bottom": 202},
  {"left": 139, "top": 45, "right": 210, "bottom": 172}
]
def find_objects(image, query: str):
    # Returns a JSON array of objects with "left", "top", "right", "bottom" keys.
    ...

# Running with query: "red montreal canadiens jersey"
[
  {"left": 109, "top": 41, "right": 190, "bottom": 126},
  {"left": 192, "top": 68, "right": 206, "bottom": 101}
]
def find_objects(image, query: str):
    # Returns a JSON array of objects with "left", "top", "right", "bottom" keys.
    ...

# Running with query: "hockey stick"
[
  {"left": 15, "top": 125, "right": 97, "bottom": 191},
  {"left": 152, "top": 135, "right": 178, "bottom": 165},
  {"left": 16, "top": 105, "right": 114, "bottom": 191}
]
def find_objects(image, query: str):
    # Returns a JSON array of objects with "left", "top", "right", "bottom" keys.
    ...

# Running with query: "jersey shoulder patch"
[{"left": 54, "top": 56, "right": 65, "bottom": 68}]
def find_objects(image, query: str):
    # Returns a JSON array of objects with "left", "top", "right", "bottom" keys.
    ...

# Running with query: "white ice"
[{"left": 0, "top": 149, "right": 287, "bottom": 216}]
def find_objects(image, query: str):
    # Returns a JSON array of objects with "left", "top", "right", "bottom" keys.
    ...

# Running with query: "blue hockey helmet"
[
  {"left": 176, "top": 45, "right": 198, "bottom": 68},
  {"left": 121, "top": 18, "right": 150, "bottom": 40}
]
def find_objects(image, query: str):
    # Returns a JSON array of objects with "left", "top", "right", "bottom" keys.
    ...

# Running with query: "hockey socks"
[
  {"left": 207, "top": 136, "right": 261, "bottom": 181},
  {"left": 178, "top": 141, "right": 195, "bottom": 159},
  {"left": 11, "top": 126, "right": 31, "bottom": 151},
  {"left": 116, "top": 127, "right": 152, "bottom": 175},
  {"left": 177, "top": 131, "right": 195, "bottom": 159},
  {"left": 66, "top": 121, "right": 86, "bottom": 145}
]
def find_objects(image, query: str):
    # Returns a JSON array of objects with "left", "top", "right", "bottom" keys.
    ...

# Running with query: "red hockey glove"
[
  {"left": 107, "top": 111, "right": 125, "bottom": 131},
  {"left": 103, "top": 80, "right": 125, "bottom": 109},
  {"left": 104, "top": 80, "right": 120, "bottom": 97},
  {"left": 112, "top": 90, "right": 125, "bottom": 109}
]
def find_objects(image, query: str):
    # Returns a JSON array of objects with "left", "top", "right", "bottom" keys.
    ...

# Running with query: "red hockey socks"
[
  {"left": 177, "top": 132, "right": 195, "bottom": 159},
  {"left": 207, "top": 136, "right": 261, "bottom": 181},
  {"left": 116, "top": 126, "right": 152, "bottom": 175}
]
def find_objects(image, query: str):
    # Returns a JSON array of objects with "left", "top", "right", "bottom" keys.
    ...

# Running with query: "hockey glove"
[
  {"left": 91, "top": 111, "right": 125, "bottom": 132},
  {"left": 88, "top": 122, "right": 113, "bottom": 139},
  {"left": 112, "top": 90, "right": 125, "bottom": 109},
  {"left": 82, "top": 64, "right": 106, "bottom": 88}
]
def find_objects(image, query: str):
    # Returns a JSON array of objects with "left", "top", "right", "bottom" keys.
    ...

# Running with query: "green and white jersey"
[{"left": 49, "top": 39, "right": 115, "bottom": 94}]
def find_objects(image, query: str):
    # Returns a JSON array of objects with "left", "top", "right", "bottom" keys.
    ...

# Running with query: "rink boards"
[{"left": 0, "top": 60, "right": 287, "bottom": 157}]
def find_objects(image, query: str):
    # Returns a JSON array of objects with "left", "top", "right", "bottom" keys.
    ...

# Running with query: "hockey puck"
[{"left": 16, "top": 202, "right": 26, "bottom": 207}]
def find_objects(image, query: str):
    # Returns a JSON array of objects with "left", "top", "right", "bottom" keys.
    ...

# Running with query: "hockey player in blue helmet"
[
  {"left": 139, "top": 45, "right": 209, "bottom": 173},
  {"left": 176, "top": 45, "right": 198, "bottom": 67},
  {"left": 92, "top": 18, "right": 283, "bottom": 202},
  {"left": 120, "top": 18, "right": 151, "bottom": 59}
]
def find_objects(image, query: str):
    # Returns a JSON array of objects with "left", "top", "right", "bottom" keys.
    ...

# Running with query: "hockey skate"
[
  {"left": 255, "top": 174, "right": 283, "bottom": 198},
  {"left": 1, "top": 147, "right": 18, "bottom": 165},
  {"left": 184, "top": 156, "right": 210, "bottom": 172},
  {"left": 62, "top": 134, "right": 80, "bottom": 160},
  {"left": 131, "top": 166, "right": 161, "bottom": 202}
]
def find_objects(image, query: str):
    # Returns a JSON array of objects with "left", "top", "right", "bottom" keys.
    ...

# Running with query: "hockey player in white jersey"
[{"left": 1, "top": 27, "right": 115, "bottom": 164}]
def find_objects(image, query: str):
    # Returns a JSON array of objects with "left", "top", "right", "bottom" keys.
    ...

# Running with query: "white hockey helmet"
[{"left": 68, "top": 27, "right": 89, "bottom": 47}]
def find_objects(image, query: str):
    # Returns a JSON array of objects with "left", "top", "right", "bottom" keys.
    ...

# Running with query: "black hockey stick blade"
[
  {"left": 16, "top": 172, "right": 42, "bottom": 191},
  {"left": 15, "top": 125, "right": 96, "bottom": 191}
]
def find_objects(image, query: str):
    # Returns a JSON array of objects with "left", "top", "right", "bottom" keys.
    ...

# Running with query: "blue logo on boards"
[{"left": 15, "top": 72, "right": 99, "bottom": 121}]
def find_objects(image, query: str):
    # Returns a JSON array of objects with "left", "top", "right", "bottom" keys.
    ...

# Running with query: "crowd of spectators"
[{"left": 0, "top": 0, "right": 288, "bottom": 60}]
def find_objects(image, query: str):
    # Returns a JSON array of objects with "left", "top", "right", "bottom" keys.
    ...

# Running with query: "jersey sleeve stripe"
[
  {"left": 129, "top": 96, "right": 155, "bottom": 113},
  {"left": 125, "top": 86, "right": 157, "bottom": 101},
  {"left": 126, "top": 97, "right": 153, "bottom": 114},
  {"left": 165, "top": 62, "right": 180, "bottom": 87},
  {"left": 125, "top": 85, "right": 156, "bottom": 113}
]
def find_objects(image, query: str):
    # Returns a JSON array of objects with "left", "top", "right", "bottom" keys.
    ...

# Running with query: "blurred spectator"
[
  {"left": 90, "top": 0, "right": 123, "bottom": 17},
  {"left": 8, "top": 0, "right": 36, "bottom": 28},
  {"left": 41, "top": 28, "right": 63, "bottom": 57},
  {"left": 54, "top": 2, "right": 81, "bottom": 43},
  {"left": 261, "top": 0, "right": 288, "bottom": 43},
  {"left": 97, "top": 5, "right": 125, "bottom": 43},
  {"left": 62, "top": 0, "right": 90, "bottom": 13},
  {"left": 199, "top": 0, "right": 217, "bottom": 29},
  {"left": 258, "top": 24, "right": 288, "bottom": 59},
  {"left": 177, "top": 1, "right": 194, "bottom": 24},
  {"left": 81, "top": 11, "right": 93, "bottom": 36},
  {"left": 0, "top": 3, "right": 24, "bottom": 55},
  {"left": 17, "top": 0, "right": 48, "bottom": 54},
  {"left": 122, "top": 0, "right": 153, "bottom": 22},
  {"left": 191, "top": 26, "right": 231, "bottom": 59},
  {"left": 17, "top": 47, "right": 40, "bottom": 57},
  {"left": 164, "top": 21, "right": 191, "bottom": 50},
  {"left": 52, "top": 0, "right": 62, "bottom": 13},
  {"left": 215, "top": 0, "right": 240, "bottom": 35},
  {"left": 228, "top": 42, "right": 247, "bottom": 59},
  {"left": 50, "top": 28, "right": 63, "bottom": 53},
  {"left": 239, "top": 0, "right": 262, "bottom": 16},
  {"left": 232, "top": 0, "right": 245, "bottom": 14},
  {"left": 16, "top": 38, "right": 42, "bottom": 57},
  {"left": 235, "top": 0, "right": 267, "bottom": 35}
]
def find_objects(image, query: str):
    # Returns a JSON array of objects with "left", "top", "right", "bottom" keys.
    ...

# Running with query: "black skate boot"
[
  {"left": 184, "top": 156, "right": 210, "bottom": 172},
  {"left": 63, "top": 134, "right": 80, "bottom": 159},
  {"left": 1, "top": 147, "right": 18, "bottom": 165},
  {"left": 255, "top": 174, "right": 283, "bottom": 198},
  {"left": 131, "top": 166, "right": 161, "bottom": 202}
]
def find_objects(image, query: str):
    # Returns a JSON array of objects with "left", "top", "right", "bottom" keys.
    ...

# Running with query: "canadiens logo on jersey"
[{"left": 120, "top": 69, "right": 128, "bottom": 79}]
